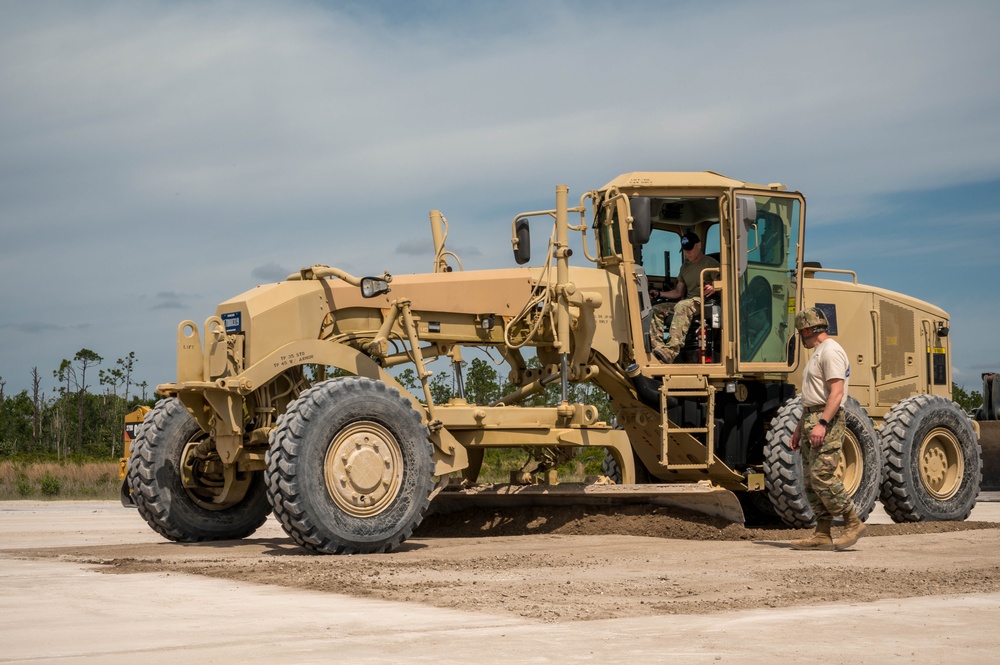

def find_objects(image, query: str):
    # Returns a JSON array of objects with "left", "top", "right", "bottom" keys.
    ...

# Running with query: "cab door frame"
[{"left": 731, "top": 190, "right": 806, "bottom": 374}]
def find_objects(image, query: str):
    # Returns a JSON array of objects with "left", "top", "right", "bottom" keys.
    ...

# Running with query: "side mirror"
[
  {"left": 628, "top": 197, "right": 651, "bottom": 245},
  {"left": 360, "top": 276, "right": 391, "bottom": 298},
  {"left": 513, "top": 218, "right": 531, "bottom": 265},
  {"left": 736, "top": 195, "right": 756, "bottom": 227}
]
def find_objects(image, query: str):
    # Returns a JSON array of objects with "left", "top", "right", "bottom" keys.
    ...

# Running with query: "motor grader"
[{"left": 128, "top": 171, "right": 981, "bottom": 553}]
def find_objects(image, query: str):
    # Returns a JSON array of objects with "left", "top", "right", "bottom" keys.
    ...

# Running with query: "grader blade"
[{"left": 430, "top": 481, "right": 745, "bottom": 523}]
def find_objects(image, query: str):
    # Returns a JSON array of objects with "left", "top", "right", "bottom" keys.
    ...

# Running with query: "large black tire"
[
  {"left": 879, "top": 394, "right": 981, "bottom": 522},
  {"left": 601, "top": 448, "right": 651, "bottom": 485},
  {"left": 127, "top": 398, "right": 271, "bottom": 541},
  {"left": 265, "top": 377, "right": 434, "bottom": 554},
  {"left": 738, "top": 491, "right": 784, "bottom": 527},
  {"left": 763, "top": 396, "right": 882, "bottom": 527},
  {"left": 601, "top": 452, "right": 622, "bottom": 483},
  {"left": 118, "top": 478, "right": 134, "bottom": 508}
]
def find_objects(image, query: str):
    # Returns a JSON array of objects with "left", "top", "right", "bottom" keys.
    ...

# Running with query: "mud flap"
[{"left": 430, "top": 480, "right": 745, "bottom": 523}]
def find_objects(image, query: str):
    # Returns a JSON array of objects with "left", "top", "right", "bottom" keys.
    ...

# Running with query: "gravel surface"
[{"left": 8, "top": 502, "right": 1000, "bottom": 624}]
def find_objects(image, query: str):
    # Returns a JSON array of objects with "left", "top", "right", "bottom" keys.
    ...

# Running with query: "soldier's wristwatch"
[{"left": 818, "top": 418, "right": 829, "bottom": 427}]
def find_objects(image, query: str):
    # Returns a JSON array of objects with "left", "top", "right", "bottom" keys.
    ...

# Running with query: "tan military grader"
[{"left": 128, "top": 172, "right": 981, "bottom": 553}]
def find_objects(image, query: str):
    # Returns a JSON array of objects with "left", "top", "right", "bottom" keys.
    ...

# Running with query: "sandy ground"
[{"left": 2, "top": 498, "right": 1000, "bottom": 663}]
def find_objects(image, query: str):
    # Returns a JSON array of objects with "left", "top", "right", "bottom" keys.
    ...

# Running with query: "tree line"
[
  {"left": 1, "top": 346, "right": 984, "bottom": 462},
  {"left": 396, "top": 356, "right": 615, "bottom": 422},
  {"left": 0, "top": 349, "right": 156, "bottom": 460},
  {"left": 0, "top": 351, "right": 613, "bottom": 462}
]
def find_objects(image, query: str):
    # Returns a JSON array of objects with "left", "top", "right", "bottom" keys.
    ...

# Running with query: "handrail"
[
  {"left": 805, "top": 266, "right": 858, "bottom": 284},
  {"left": 870, "top": 309, "right": 882, "bottom": 370},
  {"left": 287, "top": 265, "right": 362, "bottom": 284},
  {"left": 920, "top": 318, "right": 933, "bottom": 391},
  {"left": 747, "top": 223, "right": 760, "bottom": 254},
  {"left": 697, "top": 266, "right": 720, "bottom": 363}
]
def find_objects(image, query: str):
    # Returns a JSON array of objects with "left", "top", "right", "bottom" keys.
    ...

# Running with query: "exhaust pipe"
[{"left": 624, "top": 363, "right": 675, "bottom": 410}]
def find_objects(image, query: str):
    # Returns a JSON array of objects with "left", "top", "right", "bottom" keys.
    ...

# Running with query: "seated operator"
[{"left": 648, "top": 231, "right": 720, "bottom": 363}]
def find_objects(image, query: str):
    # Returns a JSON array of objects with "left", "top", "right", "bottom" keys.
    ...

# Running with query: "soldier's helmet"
[{"left": 794, "top": 307, "right": 829, "bottom": 332}]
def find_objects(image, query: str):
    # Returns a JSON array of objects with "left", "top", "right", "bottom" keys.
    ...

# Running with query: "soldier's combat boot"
[
  {"left": 789, "top": 518, "right": 833, "bottom": 551},
  {"left": 833, "top": 505, "right": 867, "bottom": 550}
]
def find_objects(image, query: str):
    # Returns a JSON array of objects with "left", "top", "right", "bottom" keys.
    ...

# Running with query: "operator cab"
[
  {"left": 593, "top": 174, "right": 804, "bottom": 373},
  {"left": 632, "top": 197, "right": 723, "bottom": 365}
]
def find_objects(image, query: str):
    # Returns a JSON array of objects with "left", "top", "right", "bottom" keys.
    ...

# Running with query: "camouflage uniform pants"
[
  {"left": 651, "top": 297, "right": 701, "bottom": 362},
  {"left": 800, "top": 408, "right": 850, "bottom": 519},
  {"left": 650, "top": 301, "right": 675, "bottom": 357}
]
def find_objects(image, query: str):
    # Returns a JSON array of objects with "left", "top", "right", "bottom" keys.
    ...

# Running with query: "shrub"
[
  {"left": 39, "top": 471, "right": 61, "bottom": 496},
  {"left": 16, "top": 472, "right": 33, "bottom": 496}
]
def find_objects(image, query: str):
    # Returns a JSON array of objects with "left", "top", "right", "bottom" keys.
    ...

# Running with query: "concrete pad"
[{"left": 2, "top": 501, "right": 999, "bottom": 663}]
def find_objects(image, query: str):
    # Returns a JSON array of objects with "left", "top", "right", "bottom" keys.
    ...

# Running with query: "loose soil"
[{"left": 11, "top": 504, "right": 1000, "bottom": 623}]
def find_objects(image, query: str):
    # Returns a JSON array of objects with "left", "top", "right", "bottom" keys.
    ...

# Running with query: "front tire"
[
  {"left": 764, "top": 396, "right": 882, "bottom": 527},
  {"left": 738, "top": 491, "right": 783, "bottom": 527},
  {"left": 127, "top": 398, "right": 271, "bottom": 541},
  {"left": 265, "top": 377, "right": 434, "bottom": 554},
  {"left": 879, "top": 395, "right": 981, "bottom": 522}
]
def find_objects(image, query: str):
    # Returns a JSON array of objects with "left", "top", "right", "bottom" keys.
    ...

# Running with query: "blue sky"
[{"left": 1, "top": 0, "right": 998, "bottom": 396}]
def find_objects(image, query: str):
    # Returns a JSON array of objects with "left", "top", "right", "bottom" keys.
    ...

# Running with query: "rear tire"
[
  {"left": 601, "top": 449, "right": 651, "bottom": 484},
  {"left": 601, "top": 452, "right": 622, "bottom": 483},
  {"left": 127, "top": 398, "right": 271, "bottom": 541},
  {"left": 879, "top": 395, "right": 981, "bottom": 522},
  {"left": 265, "top": 377, "right": 434, "bottom": 554},
  {"left": 764, "top": 396, "right": 882, "bottom": 527}
]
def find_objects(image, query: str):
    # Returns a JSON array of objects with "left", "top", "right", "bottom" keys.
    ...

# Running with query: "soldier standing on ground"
[
  {"left": 648, "top": 231, "right": 720, "bottom": 363},
  {"left": 788, "top": 307, "right": 867, "bottom": 551}
]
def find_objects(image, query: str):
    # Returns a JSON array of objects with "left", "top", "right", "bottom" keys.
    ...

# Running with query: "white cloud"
[{"left": 0, "top": 0, "right": 998, "bottom": 391}]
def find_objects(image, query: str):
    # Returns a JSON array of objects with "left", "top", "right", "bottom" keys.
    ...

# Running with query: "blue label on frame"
[{"left": 222, "top": 312, "right": 242, "bottom": 333}]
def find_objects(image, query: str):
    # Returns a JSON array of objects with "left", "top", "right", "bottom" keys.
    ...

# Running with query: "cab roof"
[{"left": 599, "top": 171, "right": 778, "bottom": 192}]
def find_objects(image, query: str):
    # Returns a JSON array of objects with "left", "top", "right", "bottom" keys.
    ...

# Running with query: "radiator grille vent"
[
  {"left": 877, "top": 382, "right": 919, "bottom": 406},
  {"left": 878, "top": 299, "right": 915, "bottom": 383}
]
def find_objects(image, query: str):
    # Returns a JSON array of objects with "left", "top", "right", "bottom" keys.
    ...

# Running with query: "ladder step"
[
  {"left": 658, "top": 463, "right": 710, "bottom": 470},
  {"left": 661, "top": 380, "right": 716, "bottom": 471}
]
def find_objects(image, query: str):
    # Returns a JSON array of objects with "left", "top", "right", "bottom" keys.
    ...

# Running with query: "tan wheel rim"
[
  {"left": 918, "top": 427, "right": 964, "bottom": 500},
  {"left": 836, "top": 429, "right": 862, "bottom": 497},
  {"left": 324, "top": 421, "right": 403, "bottom": 517}
]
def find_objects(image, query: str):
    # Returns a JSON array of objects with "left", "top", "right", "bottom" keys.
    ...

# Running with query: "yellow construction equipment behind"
[
  {"left": 118, "top": 405, "right": 151, "bottom": 507},
  {"left": 975, "top": 373, "right": 1000, "bottom": 490}
]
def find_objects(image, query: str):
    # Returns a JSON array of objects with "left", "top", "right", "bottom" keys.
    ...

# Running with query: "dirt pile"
[{"left": 415, "top": 503, "right": 995, "bottom": 540}]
